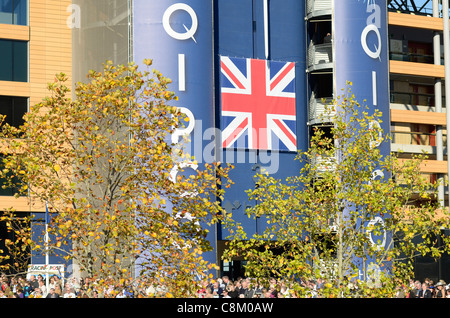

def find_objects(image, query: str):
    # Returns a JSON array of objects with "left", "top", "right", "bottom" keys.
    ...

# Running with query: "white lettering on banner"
[
  {"left": 169, "top": 161, "right": 199, "bottom": 198},
  {"left": 361, "top": 1, "right": 381, "bottom": 107},
  {"left": 372, "top": 71, "right": 377, "bottom": 106},
  {"left": 162, "top": 3, "right": 200, "bottom": 184},
  {"left": 163, "top": 3, "right": 198, "bottom": 148},
  {"left": 372, "top": 169, "right": 384, "bottom": 181},
  {"left": 369, "top": 120, "right": 383, "bottom": 148},
  {"left": 163, "top": 3, "right": 198, "bottom": 43},
  {"left": 361, "top": 24, "right": 381, "bottom": 60},
  {"left": 358, "top": 2, "right": 388, "bottom": 278},
  {"left": 170, "top": 108, "right": 198, "bottom": 190},
  {"left": 178, "top": 54, "right": 186, "bottom": 91},
  {"left": 361, "top": 1, "right": 383, "bottom": 151},
  {"left": 171, "top": 107, "right": 195, "bottom": 145},
  {"left": 366, "top": 2, "right": 381, "bottom": 28},
  {"left": 366, "top": 216, "right": 387, "bottom": 251},
  {"left": 367, "top": 168, "right": 384, "bottom": 186},
  {"left": 66, "top": 4, "right": 81, "bottom": 29}
]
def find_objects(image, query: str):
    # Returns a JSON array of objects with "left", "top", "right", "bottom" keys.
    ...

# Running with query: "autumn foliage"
[
  {"left": 0, "top": 60, "right": 232, "bottom": 297},
  {"left": 222, "top": 84, "right": 450, "bottom": 297}
]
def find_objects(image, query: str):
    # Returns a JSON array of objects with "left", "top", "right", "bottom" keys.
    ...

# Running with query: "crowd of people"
[
  {"left": 399, "top": 278, "right": 450, "bottom": 298},
  {"left": 196, "top": 276, "right": 450, "bottom": 298},
  {"left": 0, "top": 271, "right": 450, "bottom": 298},
  {"left": 196, "top": 276, "right": 294, "bottom": 298},
  {"left": 0, "top": 272, "right": 144, "bottom": 298},
  {"left": 0, "top": 273, "right": 100, "bottom": 298}
]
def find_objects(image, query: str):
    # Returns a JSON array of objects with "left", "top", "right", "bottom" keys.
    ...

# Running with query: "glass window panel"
[
  {"left": 0, "top": 40, "right": 13, "bottom": 81},
  {"left": 0, "top": 96, "right": 27, "bottom": 128},
  {"left": 0, "top": 96, "right": 12, "bottom": 126},
  {"left": 12, "top": 96, "right": 27, "bottom": 127},
  {"left": 0, "top": 154, "right": 22, "bottom": 196},
  {"left": 72, "top": 0, "right": 130, "bottom": 84},
  {"left": 0, "top": 0, "right": 13, "bottom": 24},
  {"left": 0, "top": 40, "right": 28, "bottom": 82},
  {"left": 0, "top": 0, "right": 27, "bottom": 25},
  {"left": 13, "top": 40, "right": 27, "bottom": 82},
  {"left": 12, "top": 0, "right": 26, "bottom": 25}
]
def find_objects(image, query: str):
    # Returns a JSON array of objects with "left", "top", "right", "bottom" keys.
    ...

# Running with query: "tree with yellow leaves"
[
  {"left": 0, "top": 60, "right": 232, "bottom": 297},
  {"left": 223, "top": 84, "right": 450, "bottom": 298}
]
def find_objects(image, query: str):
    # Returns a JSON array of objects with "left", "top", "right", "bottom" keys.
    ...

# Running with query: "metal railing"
[
  {"left": 391, "top": 130, "right": 447, "bottom": 146},
  {"left": 306, "top": 0, "right": 332, "bottom": 18},
  {"left": 310, "top": 154, "right": 336, "bottom": 174},
  {"left": 307, "top": 43, "right": 333, "bottom": 71},
  {"left": 390, "top": 51, "right": 435, "bottom": 64},
  {"left": 309, "top": 96, "right": 334, "bottom": 124},
  {"left": 390, "top": 91, "right": 442, "bottom": 107}
]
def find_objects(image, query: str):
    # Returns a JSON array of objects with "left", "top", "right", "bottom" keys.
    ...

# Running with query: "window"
[
  {"left": 0, "top": 40, "right": 27, "bottom": 82},
  {"left": 0, "top": 0, "right": 27, "bottom": 25},
  {"left": 0, "top": 211, "right": 30, "bottom": 275},
  {"left": 0, "top": 96, "right": 27, "bottom": 128},
  {"left": 0, "top": 155, "right": 23, "bottom": 196}
]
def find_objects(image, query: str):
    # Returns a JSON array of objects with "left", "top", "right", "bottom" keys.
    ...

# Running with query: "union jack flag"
[{"left": 220, "top": 56, "right": 297, "bottom": 151}]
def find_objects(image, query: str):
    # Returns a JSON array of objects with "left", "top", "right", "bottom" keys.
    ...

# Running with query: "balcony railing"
[
  {"left": 392, "top": 130, "right": 446, "bottom": 146},
  {"left": 309, "top": 95, "right": 334, "bottom": 124},
  {"left": 307, "top": 43, "right": 333, "bottom": 71},
  {"left": 389, "top": 51, "right": 435, "bottom": 64},
  {"left": 306, "top": 0, "right": 332, "bottom": 19},
  {"left": 391, "top": 130, "right": 440, "bottom": 145},
  {"left": 391, "top": 130, "right": 447, "bottom": 157},
  {"left": 390, "top": 91, "right": 444, "bottom": 107},
  {"left": 310, "top": 154, "right": 336, "bottom": 175}
]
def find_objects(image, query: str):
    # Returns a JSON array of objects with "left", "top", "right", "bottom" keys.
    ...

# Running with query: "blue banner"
[
  {"left": 216, "top": 0, "right": 307, "bottom": 239},
  {"left": 133, "top": 0, "right": 214, "bottom": 150},
  {"left": 133, "top": 0, "right": 216, "bottom": 265},
  {"left": 333, "top": 0, "right": 391, "bottom": 280},
  {"left": 334, "top": 0, "right": 390, "bottom": 155}
]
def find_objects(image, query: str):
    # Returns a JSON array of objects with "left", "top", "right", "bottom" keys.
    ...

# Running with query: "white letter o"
[{"left": 361, "top": 24, "right": 381, "bottom": 59}]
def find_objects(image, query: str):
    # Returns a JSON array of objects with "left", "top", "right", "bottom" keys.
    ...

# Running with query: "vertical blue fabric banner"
[
  {"left": 333, "top": 0, "right": 391, "bottom": 280},
  {"left": 133, "top": 0, "right": 217, "bottom": 268},
  {"left": 334, "top": 0, "right": 390, "bottom": 156},
  {"left": 216, "top": 0, "right": 306, "bottom": 240}
]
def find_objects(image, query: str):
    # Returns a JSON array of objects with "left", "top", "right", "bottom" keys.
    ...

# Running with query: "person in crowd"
[
  {"left": 15, "top": 286, "right": 24, "bottom": 298},
  {"left": 38, "top": 279, "right": 47, "bottom": 297},
  {"left": 204, "top": 288, "right": 213, "bottom": 298},
  {"left": 222, "top": 288, "right": 231, "bottom": 298},
  {"left": 227, "top": 282, "right": 239, "bottom": 298},
  {"left": 0, "top": 276, "right": 9, "bottom": 292},
  {"left": 46, "top": 288, "right": 60, "bottom": 298},
  {"left": 408, "top": 280, "right": 421, "bottom": 298},
  {"left": 196, "top": 279, "right": 209, "bottom": 298},
  {"left": 63, "top": 286, "right": 76, "bottom": 298},
  {"left": 221, "top": 276, "right": 231, "bottom": 290},
  {"left": 29, "top": 287, "right": 43, "bottom": 298},
  {"left": 23, "top": 280, "right": 33, "bottom": 298},
  {"left": 238, "top": 278, "right": 252, "bottom": 298},
  {"left": 54, "top": 285, "right": 62, "bottom": 297},
  {"left": 29, "top": 275, "right": 39, "bottom": 291},
  {"left": 9, "top": 276, "right": 18, "bottom": 294},
  {"left": 210, "top": 280, "right": 223, "bottom": 298},
  {"left": 435, "top": 280, "right": 446, "bottom": 298},
  {"left": 418, "top": 282, "right": 432, "bottom": 298}
]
